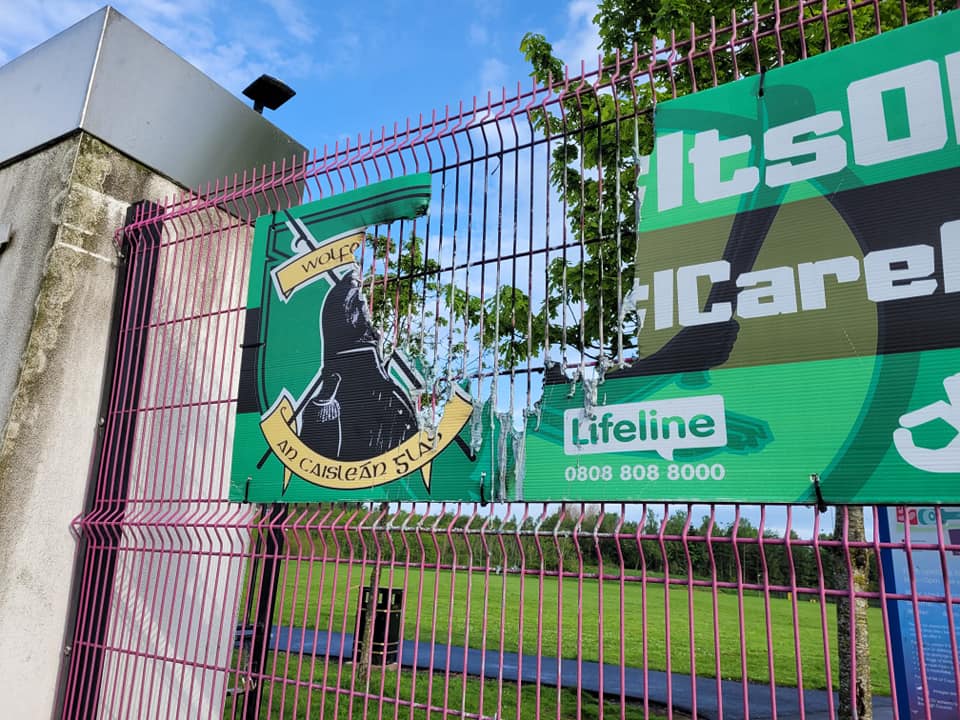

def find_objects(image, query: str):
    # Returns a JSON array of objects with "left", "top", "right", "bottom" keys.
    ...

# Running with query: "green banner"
[
  {"left": 230, "top": 175, "right": 495, "bottom": 503},
  {"left": 525, "top": 347, "right": 960, "bottom": 503},
  {"left": 637, "top": 11, "right": 960, "bottom": 231},
  {"left": 524, "top": 13, "right": 960, "bottom": 504},
  {"left": 231, "top": 14, "right": 960, "bottom": 505}
]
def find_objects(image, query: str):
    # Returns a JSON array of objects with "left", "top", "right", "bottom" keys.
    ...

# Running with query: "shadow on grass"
[{"left": 223, "top": 651, "right": 680, "bottom": 720}]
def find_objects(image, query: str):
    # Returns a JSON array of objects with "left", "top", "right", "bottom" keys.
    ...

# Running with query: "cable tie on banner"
[
  {"left": 479, "top": 472, "right": 487, "bottom": 506},
  {"left": 810, "top": 473, "right": 828, "bottom": 514},
  {"left": 758, "top": 65, "right": 768, "bottom": 98}
]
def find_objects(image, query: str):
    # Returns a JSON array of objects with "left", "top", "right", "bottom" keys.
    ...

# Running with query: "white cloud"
[
  {"left": 479, "top": 57, "right": 508, "bottom": 96},
  {"left": 553, "top": 0, "right": 602, "bottom": 72},
  {"left": 263, "top": 0, "right": 315, "bottom": 43},
  {"left": 468, "top": 23, "right": 488, "bottom": 46},
  {"left": 471, "top": 0, "right": 501, "bottom": 20}
]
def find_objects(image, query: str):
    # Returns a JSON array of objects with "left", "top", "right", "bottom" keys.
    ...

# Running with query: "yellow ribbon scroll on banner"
[
  {"left": 272, "top": 232, "right": 365, "bottom": 300},
  {"left": 260, "top": 387, "right": 474, "bottom": 492}
]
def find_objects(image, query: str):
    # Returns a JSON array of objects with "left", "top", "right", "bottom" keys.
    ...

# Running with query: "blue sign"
[{"left": 878, "top": 506, "right": 960, "bottom": 718}]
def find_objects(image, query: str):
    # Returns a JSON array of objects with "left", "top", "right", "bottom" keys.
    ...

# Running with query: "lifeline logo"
[{"left": 564, "top": 396, "right": 727, "bottom": 461}]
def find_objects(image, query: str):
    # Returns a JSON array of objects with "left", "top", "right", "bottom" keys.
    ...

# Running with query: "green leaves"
[
  {"left": 363, "top": 231, "right": 544, "bottom": 381},
  {"left": 520, "top": 32, "right": 563, "bottom": 88}
]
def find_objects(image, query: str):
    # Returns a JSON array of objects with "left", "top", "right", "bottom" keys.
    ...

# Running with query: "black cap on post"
[{"left": 242, "top": 74, "right": 296, "bottom": 114}]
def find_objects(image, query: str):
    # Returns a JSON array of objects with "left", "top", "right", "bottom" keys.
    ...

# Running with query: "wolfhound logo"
[{"left": 230, "top": 175, "right": 473, "bottom": 501}]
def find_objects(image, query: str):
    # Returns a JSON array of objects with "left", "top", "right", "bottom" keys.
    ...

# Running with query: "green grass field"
[
  {"left": 229, "top": 661, "right": 673, "bottom": 720},
  {"left": 260, "top": 560, "right": 890, "bottom": 696}
]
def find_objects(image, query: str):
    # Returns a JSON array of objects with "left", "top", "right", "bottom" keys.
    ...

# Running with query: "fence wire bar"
[
  {"left": 60, "top": 1, "right": 959, "bottom": 718},
  {"left": 70, "top": 501, "right": 960, "bottom": 719}
]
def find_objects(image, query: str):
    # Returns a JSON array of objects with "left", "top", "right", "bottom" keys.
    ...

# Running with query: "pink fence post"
[
  {"left": 902, "top": 509, "right": 933, "bottom": 719},
  {"left": 812, "top": 510, "right": 837, "bottom": 719},
  {"left": 657, "top": 505, "right": 674, "bottom": 720},
  {"left": 731, "top": 506, "right": 750, "bottom": 718},
  {"left": 758, "top": 507, "right": 778, "bottom": 716},
  {"left": 934, "top": 508, "right": 960, "bottom": 710},
  {"left": 681, "top": 506, "right": 698, "bottom": 718},
  {"left": 871, "top": 506, "right": 900, "bottom": 720},
  {"left": 784, "top": 506, "right": 807, "bottom": 720}
]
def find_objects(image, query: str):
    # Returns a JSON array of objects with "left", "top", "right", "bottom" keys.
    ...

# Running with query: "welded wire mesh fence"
[{"left": 60, "top": 1, "right": 959, "bottom": 718}]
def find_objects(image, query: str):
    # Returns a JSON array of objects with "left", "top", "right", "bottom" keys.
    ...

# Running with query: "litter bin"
[{"left": 354, "top": 586, "right": 403, "bottom": 664}]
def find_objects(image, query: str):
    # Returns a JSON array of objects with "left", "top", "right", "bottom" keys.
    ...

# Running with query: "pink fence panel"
[{"left": 59, "top": 2, "right": 959, "bottom": 719}]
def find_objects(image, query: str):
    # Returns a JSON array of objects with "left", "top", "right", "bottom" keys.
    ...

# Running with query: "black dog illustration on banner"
[
  {"left": 299, "top": 268, "right": 421, "bottom": 461},
  {"left": 238, "top": 174, "right": 476, "bottom": 501}
]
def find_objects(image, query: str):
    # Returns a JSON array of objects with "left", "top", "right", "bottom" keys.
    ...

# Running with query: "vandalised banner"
[
  {"left": 523, "top": 12, "right": 960, "bottom": 504},
  {"left": 230, "top": 175, "right": 488, "bottom": 503},
  {"left": 232, "top": 15, "right": 960, "bottom": 505}
]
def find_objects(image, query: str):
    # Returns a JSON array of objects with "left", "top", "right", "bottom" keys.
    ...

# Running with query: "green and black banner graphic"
[
  {"left": 232, "top": 13, "right": 960, "bottom": 504},
  {"left": 524, "top": 11, "right": 960, "bottom": 504},
  {"left": 230, "top": 175, "right": 487, "bottom": 503}
]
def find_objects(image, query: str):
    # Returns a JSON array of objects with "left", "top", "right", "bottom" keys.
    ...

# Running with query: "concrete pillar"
[
  {"left": 0, "top": 9, "right": 304, "bottom": 715},
  {"left": 0, "top": 133, "right": 181, "bottom": 718}
]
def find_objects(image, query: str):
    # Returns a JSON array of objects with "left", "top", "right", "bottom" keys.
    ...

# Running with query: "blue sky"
[{"left": 0, "top": 0, "right": 601, "bottom": 151}]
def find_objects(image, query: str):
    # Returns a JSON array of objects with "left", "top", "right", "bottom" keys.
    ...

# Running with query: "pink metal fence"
[{"left": 60, "top": 1, "right": 959, "bottom": 718}]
